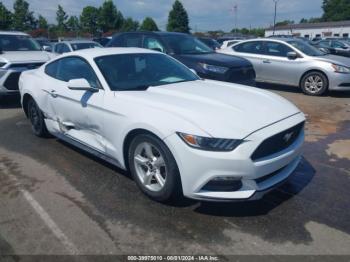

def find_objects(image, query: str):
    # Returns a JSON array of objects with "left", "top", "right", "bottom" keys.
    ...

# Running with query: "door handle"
[
  {"left": 50, "top": 90, "right": 58, "bottom": 98},
  {"left": 263, "top": 60, "right": 271, "bottom": 64}
]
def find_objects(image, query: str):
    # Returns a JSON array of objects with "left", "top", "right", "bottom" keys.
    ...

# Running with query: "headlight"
[
  {"left": 332, "top": 64, "right": 350, "bottom": 73},
  {"left": 177, "top": 132, "right": 241, "bottom": 152},
  {"left": 199, "top": 63, "right": 229, "bottom": 74}
]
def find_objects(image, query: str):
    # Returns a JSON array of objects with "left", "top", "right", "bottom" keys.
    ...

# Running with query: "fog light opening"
[{"left": 202, "top": 177, "right": 242, "bottom": 192}]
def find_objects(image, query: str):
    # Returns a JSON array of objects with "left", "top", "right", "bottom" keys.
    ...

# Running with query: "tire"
[
  {"left": 300, "top": 71, "right": 328, "bottom": 96},
  {"left": 27, "top": 98, "right": 50, "bottom": 137},
  {"left": 128, "top": 133, "right": 182, "bottom": 202}
]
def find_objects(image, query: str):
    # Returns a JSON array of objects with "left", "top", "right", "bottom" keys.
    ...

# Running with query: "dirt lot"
[{"left": 0, "top": 85, "right": 349, "bottom": 257}]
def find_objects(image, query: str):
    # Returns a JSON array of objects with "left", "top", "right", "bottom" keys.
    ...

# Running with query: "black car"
[
  {"left": 107, "top": 32, "right": 256, "bottom": 86},
  {"left": 198, "top": 37, "right": 221, "bottom": 50},
  {"left": 314, "top": 39, "right": 350, "bottom": 57}
]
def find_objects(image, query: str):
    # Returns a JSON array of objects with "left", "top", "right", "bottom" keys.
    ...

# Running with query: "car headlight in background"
[
  {"left": 332, "top": 64, "right": 350, "bottom": 74},
  {"left": 199, "top": 63, "right": 229, "bottom": 74},
  {"left": 177, "top": 132, "right": 241, "bottom": 152}
]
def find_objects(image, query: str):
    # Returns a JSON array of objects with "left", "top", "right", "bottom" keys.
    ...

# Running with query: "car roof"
[
  {"left": 59, "top": 47, "right": 159, "bottom": 59},
  {"left": 0, "top": 31, "right": 28, "bottom": 36},
  {"left": 58, "top": 40, "right": 98, "bottom": 44},
  {"left": 115, "top": 31, "right": 191, "bottom": 37}
]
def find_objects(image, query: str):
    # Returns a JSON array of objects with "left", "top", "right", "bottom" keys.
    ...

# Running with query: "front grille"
[
  {"left": 4, "top": 72, "right": 21, "bottom": 90},
  {"left": 9, "top": 62, "right": 44, "bottom": 70},
  {"left": 226, "top": 66, "right": 256, "bottom": 82},
  {"left": 251, "top": 122, "right": 304, "bottom": 161}
]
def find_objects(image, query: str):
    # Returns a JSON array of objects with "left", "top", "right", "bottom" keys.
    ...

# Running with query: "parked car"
[
  {"left": 107, "top": 32, "right": 256, "bottom": 86},
  {"left": 198, "top": 37, "right": 221, "bottom": 50},
  {"left": 221, "top": 40, "right": 242, "bottom": 49},
  {"left": 35, "top": 38, "right": 53, "bottom": 52},
  {"left": 19, "top": 48, "right": 305, "bottom": 202},
  {"left": 0, "top": 31, "right": 55, "bottom": 97},
  {"left": 219, "top": 38, "right": 350, "bottom": 96},
  {"left": 216, "top": 37, "right": 244, "bottom": 44},
  {"left": 93, "top": 37, "right": 112, "bottom": 47},
  {"left": 314, "top": 39, "right": 350, "bottom": 57},
  {"left": 53, "top": 40, "right": 102, "bottom": 54}
]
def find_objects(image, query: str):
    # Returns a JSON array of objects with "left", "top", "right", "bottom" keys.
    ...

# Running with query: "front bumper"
[
  {"left": 164, "top": 113, "right": 305, "bottom": 201},
  {"left": 329, "top": 72, "right": 350, "bottom": 91}
]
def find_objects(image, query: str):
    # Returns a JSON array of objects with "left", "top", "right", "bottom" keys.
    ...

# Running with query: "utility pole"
[
  {"left": 273, "top": 0, "right": 279, "bottom": 36},
  {"left": 230, "top": 3, "right": 238, "bottom": 34}
]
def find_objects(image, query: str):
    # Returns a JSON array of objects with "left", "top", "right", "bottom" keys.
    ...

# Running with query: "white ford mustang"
[{"left": 19, "top": 48, "right": 305, "bottom": 202}]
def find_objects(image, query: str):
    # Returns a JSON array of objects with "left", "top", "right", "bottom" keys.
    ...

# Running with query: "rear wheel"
[
  {"left": 128, "top": 133, "right": 182, "bottom": 202},
  {"left": 27, "top": 98, "right": 50, "bottom": 137},
  {"left": 300, "top": 71, "right": 328, "bottom": 96}
]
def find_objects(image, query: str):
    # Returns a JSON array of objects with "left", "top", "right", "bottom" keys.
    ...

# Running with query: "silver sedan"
[{"left": 219, "top": 38, "right": 350, "bottom": 96}]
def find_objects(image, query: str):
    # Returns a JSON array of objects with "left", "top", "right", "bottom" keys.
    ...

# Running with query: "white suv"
[{"left": 0, "top": 31, "right": 54, "bottom": 96}]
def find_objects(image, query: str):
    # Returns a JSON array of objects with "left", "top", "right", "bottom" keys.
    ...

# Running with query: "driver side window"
[
  {"left": 144, "top": 37, "right": 165, "bottom": 53},
  {"left": 54, "top": 57, "right": 100, "bottom": 88}
]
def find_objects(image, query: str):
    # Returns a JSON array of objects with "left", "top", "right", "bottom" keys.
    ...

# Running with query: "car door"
[
  {"left": 232, "top": 41, "right": 266, "bottom": 81},
  {"left": 260, "top": 41, "right": 304, "bottom": 86},
  {"left": 48, "top": 56, "right": 106, "bottom": 153}
]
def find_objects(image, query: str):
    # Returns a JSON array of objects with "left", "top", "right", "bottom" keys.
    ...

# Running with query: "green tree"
[
  {"left": 98, "top": 0, "right": 124, "bottom": 32},
  {"left": 67, "top": 16, "right": 80, "bottom": 32},
  {"left": 140, "top": 17, "right": 159, "bottom": 31},
  {"left": 0, "top": 3, "right": 12, "bottom": 30},
  {"left": 322, "top": 0, "right": 350, "bottom": 21},
  {"left": 167, "top": 0, "right": 190, "bottom": 33},
  {"left": 275, "top": 20, "right": 294, "bottom": 27},
  {"left": 80, "top": 6, "right": 99, "bottom": 36},
  {"left": 12, "top": 0, "right": 36, "bottom": 30},
  {"left": 299, "top": 18, "right": 308, "bottom": 23},
  {"left": 38, "top": 15, "right": 48, "bottom": 29},
  {"left": 121, "top": 17, "right": 139, "bottom": 32},
  {"left": 56, "top": 5, "right": 68, "bottom": 32}
]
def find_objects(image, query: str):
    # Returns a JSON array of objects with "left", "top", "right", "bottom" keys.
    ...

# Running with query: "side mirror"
[
  {"left": 43, "top": 46, "right": 52, "bottom": 52},
  {"left": 319, "top": 47, "right": 330, "bottom": 54},
  {"left": 287, "top": 51, "right": 298, "bottom": 60},
  {"left": 67, "top": 79, "right": 99, "bottom": 92}
]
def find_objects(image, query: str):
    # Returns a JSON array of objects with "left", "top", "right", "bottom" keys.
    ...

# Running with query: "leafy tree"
[
  {"left": 0, "top": 3, "right": 12, "bottom": 30},
  {"left": 38, "top": 15, "right": 48, "bottom": 29},
  {"left": 167, "top": 0, "right": 190, "bottom": 33},
  {"left": 322, "top": 0, "right": 350, "bottom": 21},
  {"left": 140, "top": 17, "right": 159, "bottom": 31},
  {"left": 299, "top": 18, "right": 308, "bottom": 23},
  {"left": 56, "top": 5, "right": 68, "bottom": 32},
  {"left": 275, "top": 20, "right": 294, "bottom": 27},
  {"left": 12, "top": 0, "right": 36, "bottom": 30},
  {"left": 80, "top": 6, "right": 99, "bottom": 36},
  {"left": 67, "top": 16, "right": 80, "bottom": 32},
  {"left": 121, "top": 17, "right": 139, "bottom": 32},
  {"left": 98, "top": 0, "right": 124, "bottom": 32}
]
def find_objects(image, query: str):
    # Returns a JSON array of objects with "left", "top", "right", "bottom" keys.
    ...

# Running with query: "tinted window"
[
  {"left": 332, "top": 41, "right": 346, "bottom": 48},
  {"left": 123, "top": 34, "right": 143, "bottom": 47},
  {"left": 0, "top": 34, "right": 41, "bottom": 51},
  {"left": 95, "top": 53, "right": 199, "bottom": 91},
  {"left": 162, "top": 35, "right": 213, "bottom": 54},
  {"left": 233, "top": 41, "right": 264, "bottom": 54},
  {"left": 318, "top": 40, "right": 331, "bottom": 47},
  {"left": 144, "top": 37, "right": 165, "bottom": 52},
  {"left": 56, "top": 57, "right": 100, "bottom": 88},
  {"left": 61, "top": 44, "right": 70, "bottom": 53},
  {"left": 45, "top": 61, "right": 59, "bottom": 78},
  {"left": 265, "top": 42, "right": 293, "bottom": 57},
  {"left": 71, "top": 42, "right": 102, "bottom": 51},
  {"left": 287, "top": 40, "right": 325, "bottom": 56}
]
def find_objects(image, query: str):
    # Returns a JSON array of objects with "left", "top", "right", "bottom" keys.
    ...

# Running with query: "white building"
[{"left": 265, "top": 20, "right": 350, "bottom": 39}]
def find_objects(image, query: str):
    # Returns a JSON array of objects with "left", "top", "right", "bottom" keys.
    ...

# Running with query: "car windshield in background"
[
  {"left": 95, "top": 53, "right": 199, "bottom": 91},
  {"left": 162, "top": 35, "right": 214, "bottom": 55},
  {"left": 0, "top": 35, "right": 41, "bottom": 51},
  {"left": 71, "top": 43, "right": 101, "bottom": 51},
  {"left": 287, "top": 40, "right": 326, "bottom": 56}
]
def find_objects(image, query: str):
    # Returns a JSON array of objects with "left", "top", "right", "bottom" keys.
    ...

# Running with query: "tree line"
[{"left": 0, "top": 0, "right": 190, "bottom": 38}]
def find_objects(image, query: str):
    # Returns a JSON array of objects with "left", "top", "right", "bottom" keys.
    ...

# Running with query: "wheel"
[
  {"left": 300, "top": 71, "right": 328, "bottom": 96},
  {"left": 128, "top": 133, "right": 182, "bottom": 202},
  {"left": 27, "top": 98, "right": 50, "bottom": 137}
]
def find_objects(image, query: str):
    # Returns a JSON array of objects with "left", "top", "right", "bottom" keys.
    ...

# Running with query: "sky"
[{"left": 1, "top": 0, "right": 324, "bottom": 31}]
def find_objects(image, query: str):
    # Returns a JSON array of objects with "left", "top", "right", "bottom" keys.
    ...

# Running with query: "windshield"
[
  {"left": 162, "top": 35, "right": 214, "bottom": 55},
  {"left": 287, "top": 40, "right": 325, "bottom": 56},
  {"left": 0, "top": 34, "right": 41, "bottom": 51},
  {"left": 71, "top": 42, "right": 102, "bottom": 51},
  {"left": 95, "top": 53, "right": 199, "bottom": 91}
]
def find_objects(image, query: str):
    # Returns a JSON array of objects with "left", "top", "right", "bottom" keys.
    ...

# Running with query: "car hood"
[
  {"left": 313, "top": 54, "right": 350, "bottom": 67},
  {"left": 118, "top": 80, "right": 301, "bottom": 139},
  {"left": 176, "top": 52, "right": 252, "bottom": 68},
  {"left": 0, "top": 51, "right": 53, "bottom": 64}
]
